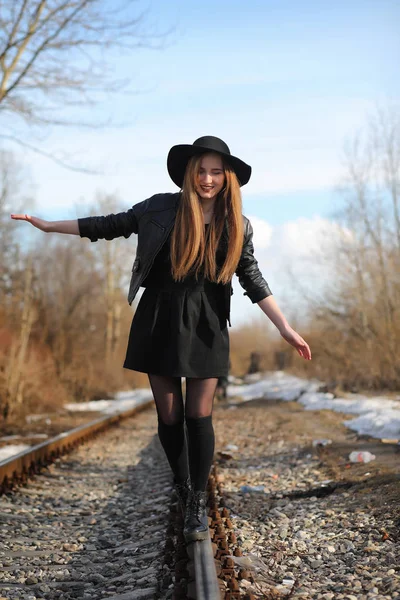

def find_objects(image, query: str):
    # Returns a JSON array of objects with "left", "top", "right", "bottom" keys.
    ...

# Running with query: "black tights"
[{"left": 148, "top": 375, "right": 217, "bottom": 492}]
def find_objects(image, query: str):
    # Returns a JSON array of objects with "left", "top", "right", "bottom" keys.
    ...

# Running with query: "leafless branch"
[
  {"left": 0, "top": 133, "right": 99, "bottom": 173},
  {"left": 0, "top": 0, "right": 172, "bottom": 123}
]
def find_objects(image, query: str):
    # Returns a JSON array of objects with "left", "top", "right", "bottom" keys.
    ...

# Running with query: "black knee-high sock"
[
  {"left": 157, "top": 419, "right": 189, "bottom": 484},
  {"left": 185, "top": 415, "right": 215, "bottom": 492}
]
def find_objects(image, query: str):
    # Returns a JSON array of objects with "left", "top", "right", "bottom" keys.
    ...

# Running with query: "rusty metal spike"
[
  {"left": 238, "top": 569, "right": 251, "bottom": 580},
  {"left": 219, "top": 539, "right": 229, "bottom": 551},
  {"left": 228, "top": 579, "right": 239, "bottom": 591},
  {"left": 211, "top": 510, "right": 222, "bottom": 523},
  {"left": 223, "top": 556, "right": 235, "bottom": 568}
]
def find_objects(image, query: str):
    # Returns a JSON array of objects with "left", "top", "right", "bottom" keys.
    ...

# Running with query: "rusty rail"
[
  {"left": 1, "top": 405, "right": 254, "bottom": 598},
  {"left": 186, "top": 466, "right": 252, "bottom": 600},
  {"left": 193, "top": 533, "right": 221, "bottom": 599},
  {"left": 0, "top": 400, "right": 153, "bottom": 491}
]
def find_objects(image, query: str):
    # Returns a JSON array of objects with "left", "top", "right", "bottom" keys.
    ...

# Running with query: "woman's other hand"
[
  {"left": 279, "top": 325, "right": 312, "bottom": 360},
  {"left": 10, "top": 214, "right": 50, "bottom": 232}
]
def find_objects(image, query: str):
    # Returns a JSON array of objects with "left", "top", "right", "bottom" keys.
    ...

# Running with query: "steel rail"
[
  {"left": 0, "top": 406, "right": 248, "bottom": 598},
  {"left": 193, "top": 534, "right": 221, "bottom": 599},
  {"left": 0, "top": 400, "right": 153, "bottom": 491}
]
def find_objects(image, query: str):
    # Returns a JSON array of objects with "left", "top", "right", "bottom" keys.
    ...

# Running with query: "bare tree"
[
  {"left": 85, "top": 192, "right": 135, "bottom": 361},
  {"left": 31, "top": 235, "right": 99, "bottom": 375},
  {"left": 309, "top": 107, "right": 400, "bottom": 388},
  {"left": 4, "top": 257, "right": 37, "bottom": 417},
  {"left": 369, "top": 107, "right": 400, "bottom": 253},
  {"left": 0, "top": 149, "right": 34, "bottom": 304},
  {"left": 0, "top": 149, "right": 37, "bottom": 418},
  {"left": 0, "top": 1, "right": 169, "bottom": 129}
]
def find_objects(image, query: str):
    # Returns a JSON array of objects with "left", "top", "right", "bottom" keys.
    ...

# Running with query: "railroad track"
[{"left": 0, "top": 403, "right": 254, "bottom": 600}]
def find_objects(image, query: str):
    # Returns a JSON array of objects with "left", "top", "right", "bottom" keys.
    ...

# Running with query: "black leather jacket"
[{"left": 78, "top": 192, "right": 272, "bottom": 326}]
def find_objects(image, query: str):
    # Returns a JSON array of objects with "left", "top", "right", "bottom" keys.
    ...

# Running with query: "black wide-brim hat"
[{"left": 167, "top": 136, "right": 252, "bottom": 188}]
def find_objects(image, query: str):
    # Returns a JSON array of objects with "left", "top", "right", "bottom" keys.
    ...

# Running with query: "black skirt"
[
  {"left": 123, "top": 225, "right": 229, "bottom": 378},
  {"left": 123, "top": 280, "right": 229, "bottom": 378}
]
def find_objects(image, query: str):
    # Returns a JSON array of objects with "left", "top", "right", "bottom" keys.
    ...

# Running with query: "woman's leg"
[
  {"left": 183, "top": 377, "right": 218, "bottom": 541},
  {"left": 185, "top": 377, "right": 218, "bottom": 492},
  {"left": 148, "top": 374, "right": 189, "bottom": 484}
]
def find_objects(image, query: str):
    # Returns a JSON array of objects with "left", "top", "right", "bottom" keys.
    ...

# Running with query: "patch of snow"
[
  {"left": 64, "top": 388, "right": 153, "bottom": 415},
  {"left": 344, "top": 409, "right": 400, "bottom": 439},
  {"left": 0, "top": 444, "right": 31, "bottom": 462},
  {"left": 26, "top": 414, "right": 52, "bottom": 424},
  {"left": 0, "top": 433, "right": 48, "bottom": 442},
  {"left": 228, "top": 372, "right": 400, "bottom": 440},
  {"left": 299, "top": 392, "right": 400, "bottom": 414},
  {"left": 227, "top": 371, "right": 321, "bottom": 403}
]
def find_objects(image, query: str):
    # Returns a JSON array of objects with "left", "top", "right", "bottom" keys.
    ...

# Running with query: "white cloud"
[
  {"left": 231, "top": 214, "right": 348, "bottom": 327},
  {"left": 246, "top": 215, "right": 273, "bottom": 249},
  {"left": 23, "top": 94, "right": 374, "bottom": 212}
]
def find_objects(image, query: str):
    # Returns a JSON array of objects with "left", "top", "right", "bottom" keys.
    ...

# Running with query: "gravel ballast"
[
  {"left": 213, "top": 397, "right": 400, "bottom": 599},
  {"left": 0, "top": 407, "right": 174, "bottom": 600}
]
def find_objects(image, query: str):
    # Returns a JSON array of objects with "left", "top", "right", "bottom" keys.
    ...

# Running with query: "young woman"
[{"left": 11, "top": 136, "right": 311, "bottom": 542}]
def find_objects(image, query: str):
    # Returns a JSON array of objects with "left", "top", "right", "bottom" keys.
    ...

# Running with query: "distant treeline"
[
  {"left": 231, "top": 108, "right": 400, "bottom": 392},
  {"left": 1, "top": 108, "right": 399, "bottom": 421}
]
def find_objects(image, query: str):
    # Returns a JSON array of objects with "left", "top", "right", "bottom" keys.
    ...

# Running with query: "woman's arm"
[
  {"left": 258, "top": 295, "right": 312, "bottom": 360},
  {"left": 236, "top": 217, "right": 311, "bottom": 361},
  {"left": 73, "top": 197, "right": 152, "bottom": 242},
  {"left": 11, "top": 194, "right": 172, "bottom": 240},
  {"left": 257, "top": 295, "right": 289, "bottom": 332},
  {"left": 11, "top": 207, "right": 141, "bottom": 239},
  {"left": 235, "top": 219, "right": 272, "bottom": 302},
  {"left": 10, "top": 214, "right": 79, "bottom": 234}
]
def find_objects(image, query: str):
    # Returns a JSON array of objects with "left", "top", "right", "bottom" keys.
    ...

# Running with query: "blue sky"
[{"left": 6, "top": 0, "right": 400, "bottom": 324}]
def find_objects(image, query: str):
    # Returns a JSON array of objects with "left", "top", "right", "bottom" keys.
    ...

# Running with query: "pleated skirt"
[{"left": 123, "top": 280, "right": 229, "bottom": 378}]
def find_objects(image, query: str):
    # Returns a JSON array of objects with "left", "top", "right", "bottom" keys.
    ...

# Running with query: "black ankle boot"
[
  {"left": 174, "top": 477, "right": 191, "bottom": 515},
  {"left": 183, "top": 490, "right": 209, "bottom": 542}
]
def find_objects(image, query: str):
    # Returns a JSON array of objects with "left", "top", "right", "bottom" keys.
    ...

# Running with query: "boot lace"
[
  {"left": 175, "top": 478, "right": 190, "bottom": 503},
  {"left": 192, "top": 492, "right": 206, "bottom": 520}
]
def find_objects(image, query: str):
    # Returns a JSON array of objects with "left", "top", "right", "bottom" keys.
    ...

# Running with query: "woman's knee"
[
  {"left": 185, "top": 413, "right": 214, "bottom": 429},
  {"left": 185, "top": 408, "right": 213, "bottom": 420},
  {"left": 158, "top": 412, "right": 184, "bottom": 427}
]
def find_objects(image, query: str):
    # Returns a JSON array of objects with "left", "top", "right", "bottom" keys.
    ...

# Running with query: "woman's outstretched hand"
[
  {"left": 10, "top": 214, "right": 49, "bottom": 232},
  {"left": 279, "top": 325, "right": 312, "bottom": 360},
  {"left": 11, "top": 215, "right": 79, "bottom": 235}
]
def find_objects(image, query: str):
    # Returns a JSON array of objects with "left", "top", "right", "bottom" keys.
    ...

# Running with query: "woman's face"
[{"left": 195, "top": 153, "right": 225, "bottom": 200}]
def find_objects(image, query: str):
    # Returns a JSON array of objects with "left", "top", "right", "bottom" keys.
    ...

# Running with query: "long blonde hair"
[{"left": 170, "top": 153, "right": 244, "bottom": 284}]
